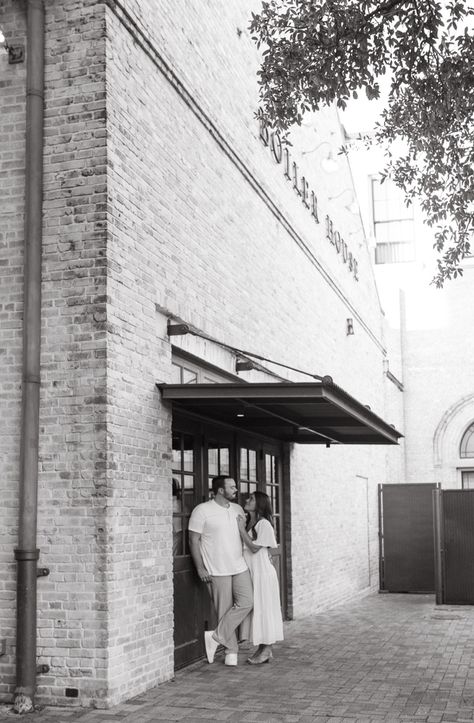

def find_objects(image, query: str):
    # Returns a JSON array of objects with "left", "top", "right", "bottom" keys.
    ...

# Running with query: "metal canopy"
[{"left": 158, "top": 381, "right": 402, "bottom": 445}]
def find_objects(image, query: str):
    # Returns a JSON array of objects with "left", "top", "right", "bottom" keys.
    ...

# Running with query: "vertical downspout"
[{"left": 14, "top": 0, "right": 45, "bottom": 713}]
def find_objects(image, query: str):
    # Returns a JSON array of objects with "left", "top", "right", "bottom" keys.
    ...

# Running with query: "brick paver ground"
[{"left": 2, "top": 594, "right": 474, "bottom": 722}]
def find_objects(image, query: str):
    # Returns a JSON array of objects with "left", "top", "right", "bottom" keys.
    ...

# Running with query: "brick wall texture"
[
  {"left": 0, "top": 0, "right": 409, "bottom": 709},
  {"left": 1, "top": 0, "right": 110, "bottom": 707}
]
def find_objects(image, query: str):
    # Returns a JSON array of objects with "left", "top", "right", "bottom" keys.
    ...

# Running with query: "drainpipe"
[{"left": 14, "top": 0, "right": 45, "bottom": 713}]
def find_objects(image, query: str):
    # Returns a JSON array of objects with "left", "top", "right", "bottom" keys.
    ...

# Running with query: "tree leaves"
[{"left": 250, "top": 0, "right": 474, "bottom": 286}]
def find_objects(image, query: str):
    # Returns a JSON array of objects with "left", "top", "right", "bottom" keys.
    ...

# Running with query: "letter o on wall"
[
  {"left": 270, "top": 132, "right": 283, "bottom": 164},
  {"left": 334, "top": 231, "right": 341, "bottom": 253}
]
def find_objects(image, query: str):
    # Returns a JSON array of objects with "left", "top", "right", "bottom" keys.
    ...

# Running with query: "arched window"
[{"left": 460, "top": 423, "right": 474, "bottom": 458}]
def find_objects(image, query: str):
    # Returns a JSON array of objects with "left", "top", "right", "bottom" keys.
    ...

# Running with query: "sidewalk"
[{"left": 2, "top": 593, "right": 474, "bottom": 723}]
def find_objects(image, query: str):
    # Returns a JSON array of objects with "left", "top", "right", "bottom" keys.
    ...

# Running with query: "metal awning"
[{"left": 158, "top": 381, "right": 402, "bottom": 445}]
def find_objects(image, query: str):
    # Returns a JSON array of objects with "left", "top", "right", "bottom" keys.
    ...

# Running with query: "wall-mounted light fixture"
[
  {"left": 302, "top": 141, "right": 339, "bottom": 173},
  {"left": 346, "top": 318, "right": 354, "bottom": 336},
  {"left": 0, "top": 29, "right": 24, "bottom": 64},
  {"left": 236, "top": 358, "right": 255, "bottom": 372},
  {"left": 167, "top": 322, "right": 190, "bottom": 336}
]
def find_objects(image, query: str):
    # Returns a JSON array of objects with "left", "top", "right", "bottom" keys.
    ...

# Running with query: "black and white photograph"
[{"left": 1, "top": 1, "right": 473, "bottom": 721}]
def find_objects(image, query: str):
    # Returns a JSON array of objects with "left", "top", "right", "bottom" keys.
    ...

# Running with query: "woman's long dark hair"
[{"left": 247, "top": 490, "right": 274, "bottom": 539}]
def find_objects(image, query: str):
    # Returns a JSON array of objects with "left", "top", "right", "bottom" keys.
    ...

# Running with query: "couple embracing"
[{"left": 188, "top": 475, "right": 284, "bottom": 666}]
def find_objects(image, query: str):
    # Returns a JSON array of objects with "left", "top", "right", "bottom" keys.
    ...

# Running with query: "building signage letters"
[{"left": 259, "top": 121, "right": 359, "bottom": 281}]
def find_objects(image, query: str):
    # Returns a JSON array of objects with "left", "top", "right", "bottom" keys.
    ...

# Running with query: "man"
[{"left": 188, "top": 475, "right": 253, "bottom": 666}]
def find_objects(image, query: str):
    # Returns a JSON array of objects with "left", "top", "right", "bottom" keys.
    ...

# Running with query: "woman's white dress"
[{"left": 242, "top": 519, "right": 284, "bottom": 645}]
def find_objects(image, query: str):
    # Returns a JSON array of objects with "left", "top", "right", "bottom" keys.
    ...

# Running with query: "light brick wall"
[
  {"left": 104, "top": 0, "right": 401, "bottom": 702},
  {"left": 290, "top": 445, "right": 384, "bottom": 616}
]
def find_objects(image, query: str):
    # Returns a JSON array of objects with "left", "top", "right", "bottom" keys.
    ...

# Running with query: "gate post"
[
  {"left": 432, "top": 487, "right": 444, "bottom": 605},
  {"left": 378, "top": 484, "right": 384, "bottom": 591}
]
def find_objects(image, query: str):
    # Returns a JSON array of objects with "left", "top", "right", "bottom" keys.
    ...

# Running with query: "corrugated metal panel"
[
  {"left": 381, "top": 484, "right": 437, "bottom": 593},
  {"left": 443, "top": 490, "right": 474, "bottom": 604}
]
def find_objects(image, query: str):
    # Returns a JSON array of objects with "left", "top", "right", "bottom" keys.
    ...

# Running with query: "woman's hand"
[
  {"left": 197, "top": 565, "right": 212, "bottom": 583},
  {"left": 237, "top": 517, "right": 261, "bottom": 554},
  {"left": 237, "top": 515, "right": 246, "bottom": 532}
]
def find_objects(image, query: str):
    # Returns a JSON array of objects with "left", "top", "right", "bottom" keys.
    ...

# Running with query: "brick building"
[{"left": 0, "top": 0, "right": 411, "bottom": 711}]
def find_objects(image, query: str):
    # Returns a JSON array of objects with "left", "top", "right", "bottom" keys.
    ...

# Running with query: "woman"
[{"left": 237, "top": 491, "right": 284, "bottom": 664}]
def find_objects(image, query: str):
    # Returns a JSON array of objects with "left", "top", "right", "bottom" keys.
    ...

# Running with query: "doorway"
[{"left": 172, "top": 415, "right": 288, "bottom": 669}]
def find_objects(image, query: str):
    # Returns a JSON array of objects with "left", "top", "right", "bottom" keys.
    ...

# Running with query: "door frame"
[
  {"left": 235, "top": 434, "right": 288, "bottom": 615},
  {"left": 171, "top": 413, "right": 291, "bottom": 669}
]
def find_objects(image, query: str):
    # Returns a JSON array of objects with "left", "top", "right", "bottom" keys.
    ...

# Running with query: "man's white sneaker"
[
  {"left": 204, "top": 630, "right": 219, "bottom": 664},
  {"left": 224, "top": 653, "right": 238, "bottom": 666}
]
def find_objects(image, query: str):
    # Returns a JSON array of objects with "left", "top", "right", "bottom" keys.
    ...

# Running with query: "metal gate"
[
  {"left": 379, "top": 483, "right": 438, "bottom": 593},
  {"left": 433, "top": 489, "right": 474, "bottom": 604}
]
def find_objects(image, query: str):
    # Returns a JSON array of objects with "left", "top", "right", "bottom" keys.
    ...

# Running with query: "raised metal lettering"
[{"left": 270, "top": 132, "right": 282, "bottom": 163}]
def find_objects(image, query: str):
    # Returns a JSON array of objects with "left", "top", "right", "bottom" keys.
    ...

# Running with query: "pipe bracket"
[
  {"left": 36, "top": 568, "right": 49, "bottom": 578},
  {"left": 14, "top": 549, "right": 40, "bottom": 561},
  {"left": 22, "top": 375, "right": 41, "bottom": 384},
  {"left": 8, "top": 45, "right": 25, "bottom": 64}
]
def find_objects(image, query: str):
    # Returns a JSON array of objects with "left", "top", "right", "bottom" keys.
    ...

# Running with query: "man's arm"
[{"left": 189, "top": 530, "right": 211, "bottom": 583}]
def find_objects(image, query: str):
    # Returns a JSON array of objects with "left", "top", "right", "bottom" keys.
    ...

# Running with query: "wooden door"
[
  {"left": 172, "top": 422, "right": 235, "bottom": 668},
  {"left": 172, "top": 422, "right": 215, "bottom": 669}
]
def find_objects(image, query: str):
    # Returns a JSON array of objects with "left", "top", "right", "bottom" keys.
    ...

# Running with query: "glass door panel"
[
  {"left": 207, "top": 440, "right": 231, "bottom": 497},
  {"left": 172, "top": 432, "right": 196, "bottom": 556},
  {"left": 265, "top": 452, "right": 281, "bottom": 543},
  {"left": 262, "top": 446, "right": 286, "bottom": 613},
  {"left": 238, "top": 446, "right": 258, "bottom": 506}
]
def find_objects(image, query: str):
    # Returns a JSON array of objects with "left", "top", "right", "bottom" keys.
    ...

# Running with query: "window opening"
[
  {"left": 371, "top": 177, "right": 415, "bottom": 264},
  {"left": 461, "top": 470, "right": 474, "bottom": 489},
  {"left": 171, "top": 363, "right": 198, "bottom": 384},
  {"left": 460, "top": 423, "right": 474, "bottom": 458},
  {"left": 171, "top": 350, "right": 239, "bottom": 384}
]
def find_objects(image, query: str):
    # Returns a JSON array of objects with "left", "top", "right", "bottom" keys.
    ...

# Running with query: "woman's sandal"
[{"left": 247, "top": 651, "right": 272, "bottom": 664}]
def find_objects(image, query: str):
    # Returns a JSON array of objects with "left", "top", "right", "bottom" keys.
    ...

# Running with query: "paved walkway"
[{"left": 2, "top": 594, "right": 474, "bottom": 722}]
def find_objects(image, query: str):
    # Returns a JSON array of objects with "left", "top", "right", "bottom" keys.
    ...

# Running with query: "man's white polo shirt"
[{"left": 188, "top": 499, "right": 247, "bottom": 576}]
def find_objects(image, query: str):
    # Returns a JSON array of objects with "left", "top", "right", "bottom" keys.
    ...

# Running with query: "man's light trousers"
[{"left": 209, "top": 569, "right": 253, "bottom": 654}]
